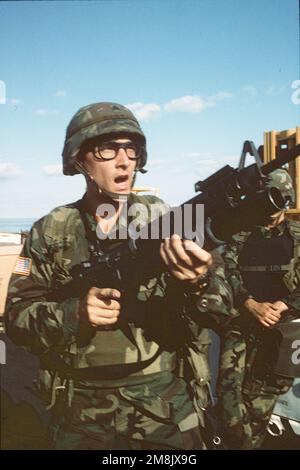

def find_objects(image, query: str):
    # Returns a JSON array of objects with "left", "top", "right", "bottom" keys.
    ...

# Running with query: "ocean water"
[{"left": 0, "top": 219, "right": 36, "bottom": 233}]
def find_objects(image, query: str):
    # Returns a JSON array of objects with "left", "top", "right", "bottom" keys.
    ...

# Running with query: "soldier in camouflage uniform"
[
  {"left": 218, "top": 169, "right": 300, "bottom": 449},
  {"left": 5, "top": 102, "right": 236, "bottom": 450}
]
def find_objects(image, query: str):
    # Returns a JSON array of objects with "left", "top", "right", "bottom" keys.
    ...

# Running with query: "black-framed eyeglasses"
[{"left": 92, "top": 141, "right": 142, "bottom": 161}]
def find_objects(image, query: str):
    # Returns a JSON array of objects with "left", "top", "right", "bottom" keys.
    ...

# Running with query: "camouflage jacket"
[
  {"left": 5, "top": 194, "right": 236, "bottom": 386},
  {"left": 222, "top": 219, "right": 300, "bottom": 314}
]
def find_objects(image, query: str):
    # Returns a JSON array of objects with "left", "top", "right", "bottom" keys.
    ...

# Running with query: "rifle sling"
[
  {"left": 239, "top": 264, "right": 290, "bottom": 272},
  {"left": 46, "top": 346, "right": 164, "bottom": 381}
]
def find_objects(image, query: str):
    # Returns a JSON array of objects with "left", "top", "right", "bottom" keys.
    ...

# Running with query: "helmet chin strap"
[
  {"left": 74, "top": 160, "right": 131, "bottom": 202},
  {"left": 96, "top": 184, "right": 129, "bottom": 203}
]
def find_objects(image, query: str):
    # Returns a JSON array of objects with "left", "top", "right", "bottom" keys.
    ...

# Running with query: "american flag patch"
[{"left": 13, "top": 256, "right": 32, "bottom": 276}]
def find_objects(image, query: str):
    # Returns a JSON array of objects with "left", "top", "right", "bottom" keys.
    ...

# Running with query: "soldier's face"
[{"left": 83, "top": 138, "right": 137, "bottom": 195}]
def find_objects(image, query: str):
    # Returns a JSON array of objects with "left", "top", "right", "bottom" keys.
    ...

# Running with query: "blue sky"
[{"left": 0, "top": 0, "right": 299, "bottom": 218}]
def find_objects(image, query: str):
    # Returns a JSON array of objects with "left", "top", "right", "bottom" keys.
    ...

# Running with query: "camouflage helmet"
[
  {"left": 62, "top": 102, "right": 147, "bottom": 175},
  {"left": 266, "top": 169, "right": 295, "bottom": 207}
]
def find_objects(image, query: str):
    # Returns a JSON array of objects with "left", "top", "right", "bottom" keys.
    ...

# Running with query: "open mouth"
[
  {"left": 114, "top": 175, "right": 130, "bottom": 190},
  {"left": 114, "top": 175, "right": 129, "bottom": 184}
]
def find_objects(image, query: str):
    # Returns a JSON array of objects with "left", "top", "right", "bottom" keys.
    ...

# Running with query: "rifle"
[{"left": 53, "top": 140, "right": 300, "bottom": 300}]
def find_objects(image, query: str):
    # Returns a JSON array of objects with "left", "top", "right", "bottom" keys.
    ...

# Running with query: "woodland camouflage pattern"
[
  {"left": 265, "top": 168, "right": 295, "bottom": 205},
  {"left": 53, "top": 373, "right": 204, "bottom": 450},
  {"left": 5, "top": 192, "right": 237, "bottom": 450},
  {"left": 218, "top": 215, "right": 300, "bottom": 449},
  {"left": 217, "top": 330, "right": 293, "bottom": 449}
]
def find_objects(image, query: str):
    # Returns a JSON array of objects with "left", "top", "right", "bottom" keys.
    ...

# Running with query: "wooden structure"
[{"left": 263, "top": 127, "right": 300, "bottom": 219}]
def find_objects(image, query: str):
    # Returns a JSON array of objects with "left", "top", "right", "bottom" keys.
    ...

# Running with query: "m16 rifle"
[{"left": 57, "top": 140, "right": 299, "bottom": 294}]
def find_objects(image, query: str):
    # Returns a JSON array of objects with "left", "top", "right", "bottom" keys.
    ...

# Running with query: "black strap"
[
  {"left": 44, "top": 346, "right": 164, "bottom": 381},
  {"left": 72, "top": 349, "right": 164, "bottom": 380},
  {"left": 239, "top": 264, "right": 290, "bottom": 272},
  {"left": 77, "top": 198, "right": 103, "bottom": 256}
]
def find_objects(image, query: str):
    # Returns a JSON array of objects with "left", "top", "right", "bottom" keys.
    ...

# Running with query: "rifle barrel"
[{"left": 262, "top": 144, "right": 300, "bottom": 175}]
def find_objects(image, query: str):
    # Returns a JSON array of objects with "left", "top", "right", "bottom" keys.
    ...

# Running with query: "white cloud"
[
  {"left": 42, "top": 165, "right": 62, "bottom": 176},
  {"left": 208, "top": 91, "right": 233, "bottom": 102},
  {"left": 242, "top": 85, "right": 257, "bottom": 96},
  {"left": 164, "top": 95, "right": 214, "bottom": 113},
  {"left": 0, "top": 80, "right": 6, "bottom": 104},
  {"left": 0, "top": 163, "right": 23, "bottom": 178},
  {"left": 35, "top": 109, "right": 59, "bottom": 116},
  {"left": 126, "top": 102, "right": 161, "bottom": 121},
  {"left": 266, "top": 84, "right": 286, "bottom": 95},
  {"left": 164, "top": 91, "right": 231, "bottom": 114},
  {"left": 54, "top": 90, "right": 67, "bottom": 97},
  {"left": 126, "top": 92, "right": 232, "bottom": 120}
]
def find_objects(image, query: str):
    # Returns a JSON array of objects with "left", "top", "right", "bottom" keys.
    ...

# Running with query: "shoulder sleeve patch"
[{"left": 13, "top": 256, "right": 32, "bottom": 276}]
